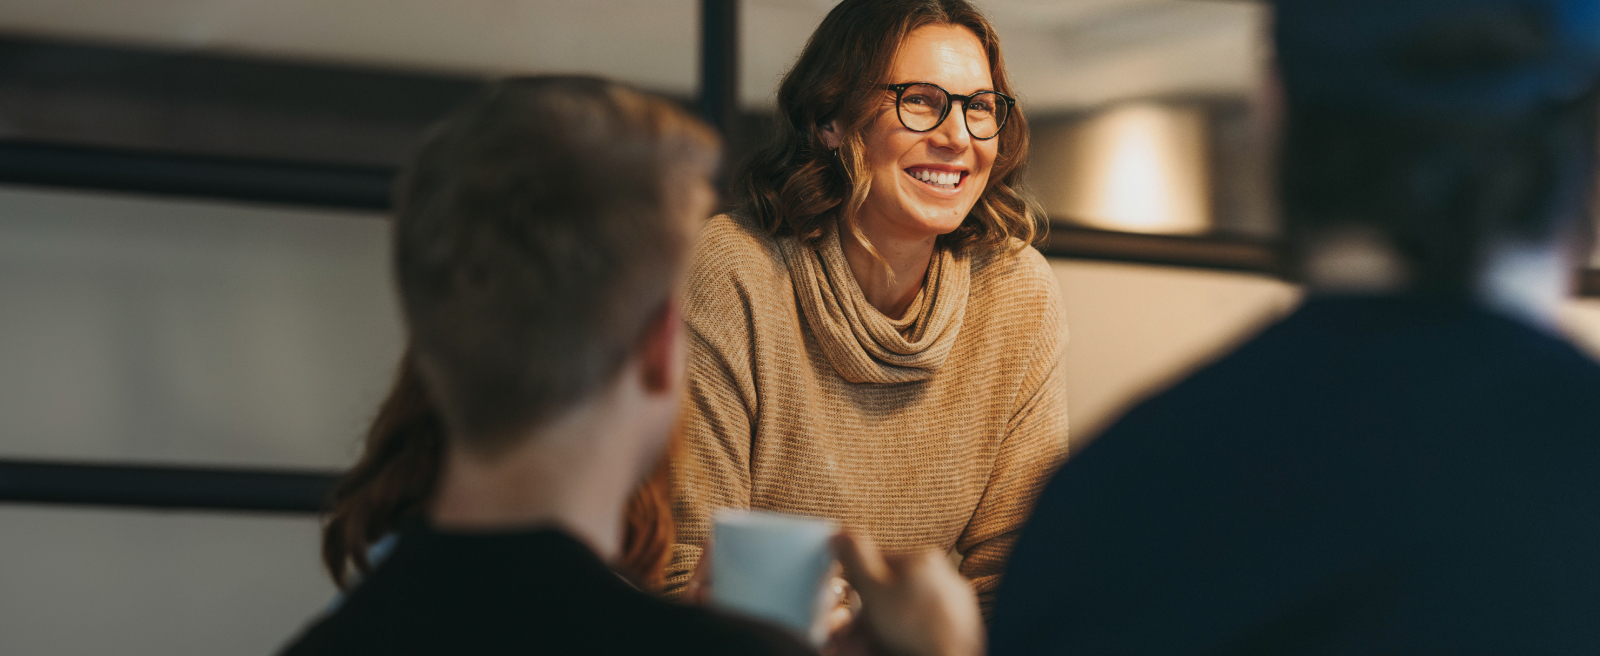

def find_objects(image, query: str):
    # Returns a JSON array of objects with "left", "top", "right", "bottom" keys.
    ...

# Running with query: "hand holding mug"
[{"left": 829, "top": 533, "right": 983, "bottom": 656}]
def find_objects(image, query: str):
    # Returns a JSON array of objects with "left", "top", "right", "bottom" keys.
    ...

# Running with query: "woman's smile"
[{"left": 904, "top": 166, "right": 969, "bottom": 192}]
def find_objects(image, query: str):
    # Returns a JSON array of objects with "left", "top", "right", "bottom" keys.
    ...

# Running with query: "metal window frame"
[{"left": 0, "top": 459, "right": 338, "bottom": 514}]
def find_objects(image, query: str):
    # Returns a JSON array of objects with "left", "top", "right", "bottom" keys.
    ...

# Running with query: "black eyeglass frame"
[{"left": 879, "top": 82, "right": 1016, "bottom": 140}]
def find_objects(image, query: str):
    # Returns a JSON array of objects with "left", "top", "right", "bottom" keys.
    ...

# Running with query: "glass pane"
[
  {"left": 1004, "top": 0, "right": 1273, "bottom": 237},
  {"left": 0, "top": 506, "right": 331, "bottom": 654},
  {"left": 0, "top": 0, "right": 699, "bottom": 98},
  {"left": 899, "top": 84, "right": 950, "bottom": 130},
  {"left": 0, "top": 1, "right": 700, "bottom": 167},
  {"left": 0, "top": 185, "right": 401, "bottom": 469},
  {"left": 1031, "top": 103, "right": 1213, "bottom": 235}
]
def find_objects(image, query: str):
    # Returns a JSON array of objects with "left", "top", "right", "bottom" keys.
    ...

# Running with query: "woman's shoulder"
[
  {"left": 964, "top": 239, "right": 1065, "bottom": 355},
  {"left": 689, "top": 213, "right": 788, "bottom": 286},
  {"left": 968, "top": 238, "right": 1059, "bottom": 301},
  {"left": 685, "top": 213, "right": 795, "bottom": 327}
]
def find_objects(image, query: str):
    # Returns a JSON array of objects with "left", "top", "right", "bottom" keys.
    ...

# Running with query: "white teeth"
[{"left": 910, "top": 169, "right": 958, "bottom": 189}]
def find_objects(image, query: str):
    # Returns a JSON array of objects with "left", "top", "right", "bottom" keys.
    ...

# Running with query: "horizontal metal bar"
[
  {"left": 1042, "top": 225, "right": 1600, "bottom": 299},
  {"left": 0, "top": 459, "right": 339, "bottom": 514},
  {"left": 0, "top": 140, "right": 394, "bottom": 210},
  {"left": 0, "top": 34, "right": 482, "bottom": 125},
  {"left": 0, "top": 139, "right": 1592, "bottom": 297},
  {"left": 1041, "top": 223, "right": 1283, "bottom": 274}
]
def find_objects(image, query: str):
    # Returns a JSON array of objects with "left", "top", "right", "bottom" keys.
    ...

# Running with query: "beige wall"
[
  {"left": 1562, "top": 300, "right": 1600, "bottom": 357},
  {"left": 1051, "top": 260, "right": 1299, "bottom": 445},
  {"left": 1052, "top": 259, "right": 1600, "bottom": 447},
  {"left": 0, "top": 506, "right": 329, "bottom": 655}
]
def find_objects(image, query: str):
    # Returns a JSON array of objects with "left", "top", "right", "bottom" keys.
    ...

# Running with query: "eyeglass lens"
[{"left": 897, "top": 83, "right": 1008, "bottom": 139}]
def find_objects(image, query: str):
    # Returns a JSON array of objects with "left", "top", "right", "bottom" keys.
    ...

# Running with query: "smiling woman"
[{"left": 669, "top": 0, "right": 1067, "bottom": 618}]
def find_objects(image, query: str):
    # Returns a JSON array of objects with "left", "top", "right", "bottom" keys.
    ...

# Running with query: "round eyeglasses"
[{"left": 880, "top": 82, "right": 1015, "bottom": 140}]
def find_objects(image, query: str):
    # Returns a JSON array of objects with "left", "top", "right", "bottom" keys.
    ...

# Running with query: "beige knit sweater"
[{"left": 668, "top": 213, "right": 1068, "bottom": 612}]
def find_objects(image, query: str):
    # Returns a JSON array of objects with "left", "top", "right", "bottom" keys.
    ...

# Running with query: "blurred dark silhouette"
[{"left": 992, "top": 0, "right": 1600, "bottom": 653}]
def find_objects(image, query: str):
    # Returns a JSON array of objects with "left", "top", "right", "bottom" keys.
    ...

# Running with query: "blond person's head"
[
  {"left": 395, "top": 76, "right": 719, "bottom": 449},
  {"left": 320, "top": 77, "right": 720, "bottom": 588}
]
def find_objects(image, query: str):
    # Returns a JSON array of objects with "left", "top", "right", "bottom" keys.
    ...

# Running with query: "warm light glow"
[{"left": 1042, "top": 102, "right": 1212, "bottom": 235}]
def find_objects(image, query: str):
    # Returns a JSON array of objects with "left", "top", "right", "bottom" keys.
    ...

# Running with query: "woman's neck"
[{"left": 840, "top": 217, "right": 938, "bottom": 320}]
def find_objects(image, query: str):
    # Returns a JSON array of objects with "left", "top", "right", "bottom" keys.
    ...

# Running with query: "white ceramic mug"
[{"left": 711, "top": 509, "right": 838, "bottom": 644}]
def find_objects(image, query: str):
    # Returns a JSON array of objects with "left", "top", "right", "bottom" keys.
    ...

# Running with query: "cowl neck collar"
[{"left": 778, "top": 220, "right": 971, "bottom": 384}]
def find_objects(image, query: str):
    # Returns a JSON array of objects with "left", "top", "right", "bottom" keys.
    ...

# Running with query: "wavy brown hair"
[
  {"left": 740, "top": 0, "right": 1040, "bottom": 255},
  {"left": 321, "top": 350, "right": 441, "bottom": 590}
]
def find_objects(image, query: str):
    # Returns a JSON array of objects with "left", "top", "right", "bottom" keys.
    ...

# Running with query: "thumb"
[{"left": 831, "top": 532, "right": 891, "bottom": 594}]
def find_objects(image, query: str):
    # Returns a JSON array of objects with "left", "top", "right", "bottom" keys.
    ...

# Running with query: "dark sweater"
[
  {"left": 283, "top": 522, "right": 814, "bottom": 656},
  {"left": 992, "top": 296, "right": 1600, "bottom": 654}
]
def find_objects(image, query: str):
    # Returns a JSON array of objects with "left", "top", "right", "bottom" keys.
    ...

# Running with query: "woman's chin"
[
  {"left": 903, "top": 202, "right": 975, "bottom": 236},
  {"left": 861, "top": 190, "right": 975, "bottom": 238},
  {"left": 903, "top": 188, "right": 980, "bottom": 230}
]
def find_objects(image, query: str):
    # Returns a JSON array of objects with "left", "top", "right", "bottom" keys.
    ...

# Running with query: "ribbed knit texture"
[
  {"left": 668, "top": 214, "right": 1069, "bottom": 614},
  {"left": 778, "top": 220, "right": 970, "bottom": 383}
]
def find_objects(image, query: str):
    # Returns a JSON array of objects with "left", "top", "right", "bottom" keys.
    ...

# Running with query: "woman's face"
[{"left": 856, "top": 24, "right": 999, "bottom": 242}]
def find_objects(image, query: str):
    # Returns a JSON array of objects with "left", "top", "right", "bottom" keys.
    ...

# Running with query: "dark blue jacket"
[{"left": 992, "top": 296, "right": 1600, "bottom": 655}]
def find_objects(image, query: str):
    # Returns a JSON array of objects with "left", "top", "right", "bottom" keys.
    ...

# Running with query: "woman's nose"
[{"left": 927, "top": 106, "right": 972, "bottom": 151}]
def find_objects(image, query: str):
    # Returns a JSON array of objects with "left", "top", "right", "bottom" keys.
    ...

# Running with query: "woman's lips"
[{"left": 905, "top": 166, "right": 967, "bottom": 190}]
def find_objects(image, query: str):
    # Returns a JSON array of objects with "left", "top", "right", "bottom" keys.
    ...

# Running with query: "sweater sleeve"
[
  {"left": 663, "top": 326, "right": 756, "bottom": 599},
  {"left": 955, "top": 281, "right": 1070, "bottom": 618}
]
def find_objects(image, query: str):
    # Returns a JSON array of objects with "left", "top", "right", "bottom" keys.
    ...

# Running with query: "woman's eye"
[
  {"left": 904, "top": 94, "right": 933, "bottom": 106},
  {"left": 968, "top": 99, "right": 993, "bottom": 113}
]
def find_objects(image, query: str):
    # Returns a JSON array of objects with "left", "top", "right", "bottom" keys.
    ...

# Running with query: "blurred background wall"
[
  {"left": 0, "top": 1, "right": 1598, "bottom": 654},
  {"left": 0, "top": 188, "right": 396, "bottom": 655}
]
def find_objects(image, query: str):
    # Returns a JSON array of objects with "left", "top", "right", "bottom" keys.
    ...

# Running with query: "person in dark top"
[
  {"left": 282, "top": 77, "right": 983, "bottom": 656},
  {"left": 296, "top": 520, "right": 812, "bottom": 655},
  {"left": 991, "top": 0, "right": 1600, "bottom": 653}
]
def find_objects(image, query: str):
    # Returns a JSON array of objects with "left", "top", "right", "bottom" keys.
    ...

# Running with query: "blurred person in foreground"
[
  {"left": 281, "top": 76, "right": 981, "bottom": 656},
  {"left": 992, "top": 0, "right": 1600, "bottom": 653}
]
